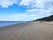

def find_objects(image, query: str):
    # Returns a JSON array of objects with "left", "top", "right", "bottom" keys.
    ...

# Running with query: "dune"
[{"left": 0, "top": 21, "right": 53, "bottom": 40}]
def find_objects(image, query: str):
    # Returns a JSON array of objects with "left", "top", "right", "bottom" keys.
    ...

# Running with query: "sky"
[{"left": 0, "top": 0, "right": 53, "bottom": 21}]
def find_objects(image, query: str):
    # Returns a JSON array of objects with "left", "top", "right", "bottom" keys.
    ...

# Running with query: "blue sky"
[
  {"left": 0, "top": 4, "right": 27, "bottom": 15},
  {"left": 0, "top": 0, "right": 53, "bottom": 21}
]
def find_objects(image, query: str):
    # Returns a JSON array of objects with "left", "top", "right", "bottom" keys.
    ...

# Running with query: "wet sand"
[{"left": 0, "top": 21, "right": 53, "bottom": 40}]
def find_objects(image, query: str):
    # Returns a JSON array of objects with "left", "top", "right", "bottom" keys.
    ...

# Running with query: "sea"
[{"left": 0, "top": 21, "right": 26, "bottom": 27}]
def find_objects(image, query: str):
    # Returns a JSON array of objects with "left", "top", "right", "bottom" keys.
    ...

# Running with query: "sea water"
[{"left": 0, "top": 21, "right": 25, "bottom": 27}]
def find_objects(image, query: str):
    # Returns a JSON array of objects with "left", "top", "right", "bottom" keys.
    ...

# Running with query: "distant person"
[{"left": 39, "top": 21, "right": 42, "bottom": 23}]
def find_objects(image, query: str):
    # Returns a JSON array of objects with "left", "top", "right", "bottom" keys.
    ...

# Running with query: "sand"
[{"left": 0, "top": 21, "right": 53, "bottom": 40}]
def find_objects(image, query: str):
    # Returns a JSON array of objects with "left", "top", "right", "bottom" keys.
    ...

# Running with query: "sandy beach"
[{"left": 0, "top": 21, "right": 53, "bottom": 40}]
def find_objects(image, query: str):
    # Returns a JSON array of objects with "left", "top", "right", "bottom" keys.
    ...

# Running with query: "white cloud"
[
  {"left": 20, "top": 0, "right": 53, "bottom": 18},
  {"left": 26, "top": 9, "right": 52, "bottom": 18},
  {"left": 20, "top": 0, "right": 53, "bottom": 12},
  {"left": 20, "top": 0, "right": 44, "bottom": 8},
  {"left": 0, "top": 0, "right": 53, "bottom": 21},
  {"left": 0, "top": 0, "right": 20, "bottom": 8},
  {"left": 0, "top": 13, "right": 37, "bottom": 21},
  {"left": 0, "top": 0, "right": 53, "bottom": 9},
  {"left": 20, "top": 0, "right": 53, "bottom": 9}
]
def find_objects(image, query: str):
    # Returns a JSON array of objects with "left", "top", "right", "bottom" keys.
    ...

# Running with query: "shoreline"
[{"left": 0, "top": 21, "right": 53, "bottom": 40}]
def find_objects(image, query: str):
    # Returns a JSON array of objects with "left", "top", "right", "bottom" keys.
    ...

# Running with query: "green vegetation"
[{"left": 35, "top": 15, "right": 53, "bottom": 21}]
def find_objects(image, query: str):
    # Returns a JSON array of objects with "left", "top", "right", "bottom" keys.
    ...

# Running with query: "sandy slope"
[{"left": 0, "top": 21, "right": 53, "bottom": 40}]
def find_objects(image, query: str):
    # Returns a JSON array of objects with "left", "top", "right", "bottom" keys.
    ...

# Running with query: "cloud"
[
  {"left": 0, "top": 0, "right": 53, "bottom": 9},
  {"left": 0, "top": 0, "right": 20, "bottom": 8},
  {"left": 20, "top": 0, "right": 53, "bottom": 18},
  {"left": 20, "top": 0, "right": 53, "bottom": 11},
  {"left": 0, "top": 13, "right": 37, "bottom": 21},
  {"left": 0, "top": 0, "right": 53, "bottom": 21},
  {"left": 20, "top": 0, "right": 53, "bottom": 9},
  {"left": 26, "top": 9, "right": 52, "bottom": 18},
  {"left": 20, "top": 0, "right": 44, "bottom": 8}
]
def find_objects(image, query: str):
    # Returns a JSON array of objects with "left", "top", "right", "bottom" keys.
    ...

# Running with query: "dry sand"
[{"left": 0, "top": 21, "right": 53, "bottom": 40}]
